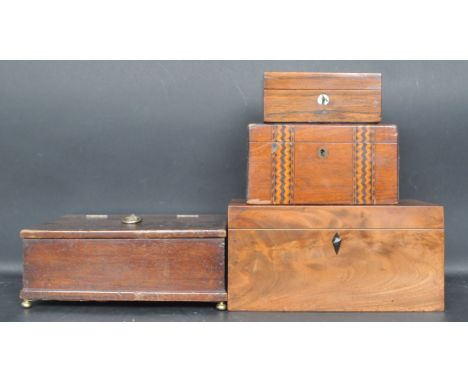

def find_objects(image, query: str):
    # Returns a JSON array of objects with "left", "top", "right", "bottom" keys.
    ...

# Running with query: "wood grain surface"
[
  {"left": 21, "top": 214, "right": 226, "bottom": 239},
  {"left": 264, "top": 72, "right": 381, "bottom": 123},
  {"left": 228, "top": 229, "right": 444, "bottom": 312},
  {"left": 247, "top": 124, "right": 398, "bottom": 205},
  {"left": 20, "top": 214, "right": 227, "bottom": 303},
  {"left": 264, "top": 72, "right": 382, "bottom": 90},
  {"left": 21, "top": 238, "right": 226, "bottom": 302},
  {"left": 228, "top": 201, "right": 444, "bottom": 229}
]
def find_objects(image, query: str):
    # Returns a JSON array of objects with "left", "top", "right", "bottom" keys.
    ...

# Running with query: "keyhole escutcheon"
[
  {"left": 317, "top": 147, "right": 328, "bottom": 159},
  {"left": 317, "top": 93, "right": 330, "bottom": 105}
]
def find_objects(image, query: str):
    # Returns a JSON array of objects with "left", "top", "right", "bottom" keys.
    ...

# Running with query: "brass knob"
[
  {"left": 122, "top": 214, "right": 142, "bottom": 224},
  {"left": 317, "top": 93, "right": 330, "bottom": 105}
]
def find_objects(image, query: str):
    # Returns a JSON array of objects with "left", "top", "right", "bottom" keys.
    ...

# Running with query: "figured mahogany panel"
[
  {"left": 247, "top": 124, "right": 398, "bottom": 205},
  {"left": 228, "top": 201, "right": 444, "bottom": 230},
  {"left": 264, "top": 72, "right": 382, "bottom": 123},
  {"left": 21, "top": 238, "right": 226, "bottom": 302},
  {"left": 228, "top": 229, "right": 444, "bottom": 312}
]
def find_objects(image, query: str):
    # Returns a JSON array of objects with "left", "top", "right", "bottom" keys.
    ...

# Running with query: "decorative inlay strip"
[{"left": 272, "top": 125, "right": 295, "bottom": 204}]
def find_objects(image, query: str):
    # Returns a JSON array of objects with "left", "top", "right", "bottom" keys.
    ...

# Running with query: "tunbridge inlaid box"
[
  {"left": 247, "top": 123, "right": 398, "bottom": 205},
  {"left": 228, "top": 201, "right": 444, "bottom": 312},
  {"left": 20, "top": 214, "right": 227, "bottom": 310}
]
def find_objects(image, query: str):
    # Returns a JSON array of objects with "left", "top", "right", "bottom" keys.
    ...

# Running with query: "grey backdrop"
[{"left": 0, "top": 61, "right": 466, "bottom": 274}]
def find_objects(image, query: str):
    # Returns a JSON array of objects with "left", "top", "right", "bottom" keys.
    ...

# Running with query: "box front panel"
[
  {"left": 264, "top": 89, "right": 381, "bottom": 123},
  {"left": 247, "top": 138, "right": 398, "bottom": 205},
  {"left": 23, "top": 238, "right": 226, "bottom": 299},
  {"left": 228, "top": 229, "right": 444, "bottom": 311},
  {"left": 294, "top": 142, "right": 354, "bottom": 204}
]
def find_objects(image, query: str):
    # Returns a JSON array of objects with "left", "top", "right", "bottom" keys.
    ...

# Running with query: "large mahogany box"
[
  {"left": 247, "top": 124, "right": 398, "bottom": 205},
  {"left": 20, "top": 214, "right": 227, "bottom": 309},
  {"left": 228, "top": 201, "right": 444, "bottom": 312},
  {"left": 264, "top": 72, "right": 381, "bottom": 123}
]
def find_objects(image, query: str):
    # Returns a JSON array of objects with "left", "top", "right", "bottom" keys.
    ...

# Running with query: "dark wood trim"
[{"left": 20, "top": 289, "right": 227, "bottom": 302}]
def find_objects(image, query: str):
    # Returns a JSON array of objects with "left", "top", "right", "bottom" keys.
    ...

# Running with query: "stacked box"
[{"left": 228, "top": 72, "right": 445, "bottom": 312}]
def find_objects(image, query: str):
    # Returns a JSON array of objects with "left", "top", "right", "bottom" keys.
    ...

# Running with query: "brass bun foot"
[
  {"left": 21, "top": 299, "right": 32, "bottom": 309},
  {"left": 216, "top": 301, "right": 227, "bottom": 311}
]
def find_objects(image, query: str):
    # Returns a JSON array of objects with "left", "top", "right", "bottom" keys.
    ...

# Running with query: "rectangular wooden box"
[
  {"left": 264, "top": 72, "right": 382, "bottom": 123},
  {"left": 20, "top": 214, "right": 227, "bottom": 305},
  {"left": 247, "top": 124, "right": 398, "bottom": 205},
  {"left": 228, "top": 201, "right": 444, "bottom": 312}
]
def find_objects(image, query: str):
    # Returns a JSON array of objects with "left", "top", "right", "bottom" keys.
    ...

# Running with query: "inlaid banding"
[
  {"left": 272, "top": 125, "right": 295, "bottom": 204},
  {"left": 353, "top": 127, "right": 375, "bottom": 204}
]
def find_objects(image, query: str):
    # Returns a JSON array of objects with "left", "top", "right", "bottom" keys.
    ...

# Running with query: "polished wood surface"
[
  {"left": 247, "top": 124, "right": 398, "bottom": 205},
  {"left": 249, "top": 123, "right": 397, "bottom": 142},
  {"left": 229, "top": 200, "right": 444, "bottom": 229},
  {"left": 264, "top": 72, "right": 382, "bottom": 90},
  {"left": 228, "top": 202, "right": 444, "bottom": 312},
  {"left": 22, "top": 238, "right": 226, "bottom": 302},
  {"left": 264, "top": 72, "right": 381, "bottom": 123},
  {"left": 21, "top": 215, "right": 227, "bottom": 303},
  {"left": 228, "top": 230, "right": 444, "bottom": 312},
  {"left": 21, "top": 214, "right": 226, "bottom": 239}
]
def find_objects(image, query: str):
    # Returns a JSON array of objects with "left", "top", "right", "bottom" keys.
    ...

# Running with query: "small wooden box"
[
  {"left": 20, "top": 214, "right": 227, "bottom": 308},
  {"left": 247, "top": 124, "right": 398, "bottom": 205},
  {"left": 228, "top": 201, "right": 444, "bottom": 312},
  {"left": 264, "top": 72, "right": 382, "bottom": 123}
]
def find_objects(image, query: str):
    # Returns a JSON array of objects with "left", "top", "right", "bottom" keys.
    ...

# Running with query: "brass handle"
[{"left": 122, "top": 214, "right": 142, "bottom": 224}]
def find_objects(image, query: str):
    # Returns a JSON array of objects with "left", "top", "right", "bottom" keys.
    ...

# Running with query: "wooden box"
[
  {"left": 228, "top": 201, "right": 444, "bottom": 312},
  {"left": 264, "top": 72, "right": 382, "bottom": 123},
  {"left": 247, "top": 124, "right": 398, "bottom": 205},
  {"left": 20, "top": 214, "right": 227, "bottom": 309}
]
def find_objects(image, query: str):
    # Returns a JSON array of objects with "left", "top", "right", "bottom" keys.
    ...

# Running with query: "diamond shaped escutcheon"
[{"left": 332, "top": 233, "right": 342, "bottom": 255}]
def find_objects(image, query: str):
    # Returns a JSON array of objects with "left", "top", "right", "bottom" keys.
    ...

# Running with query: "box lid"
[
  {"left": 21, "top": 214, "right": 226, "bottom": 239},
  {"left": 228, "top": 201, "right": 444, "bottom": 229},
  {"left": 264, "top": 72, "right": 381, "bottom": 90},
  {"left": 249, "top": 124, "right": 397, "bottom": 143}
]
